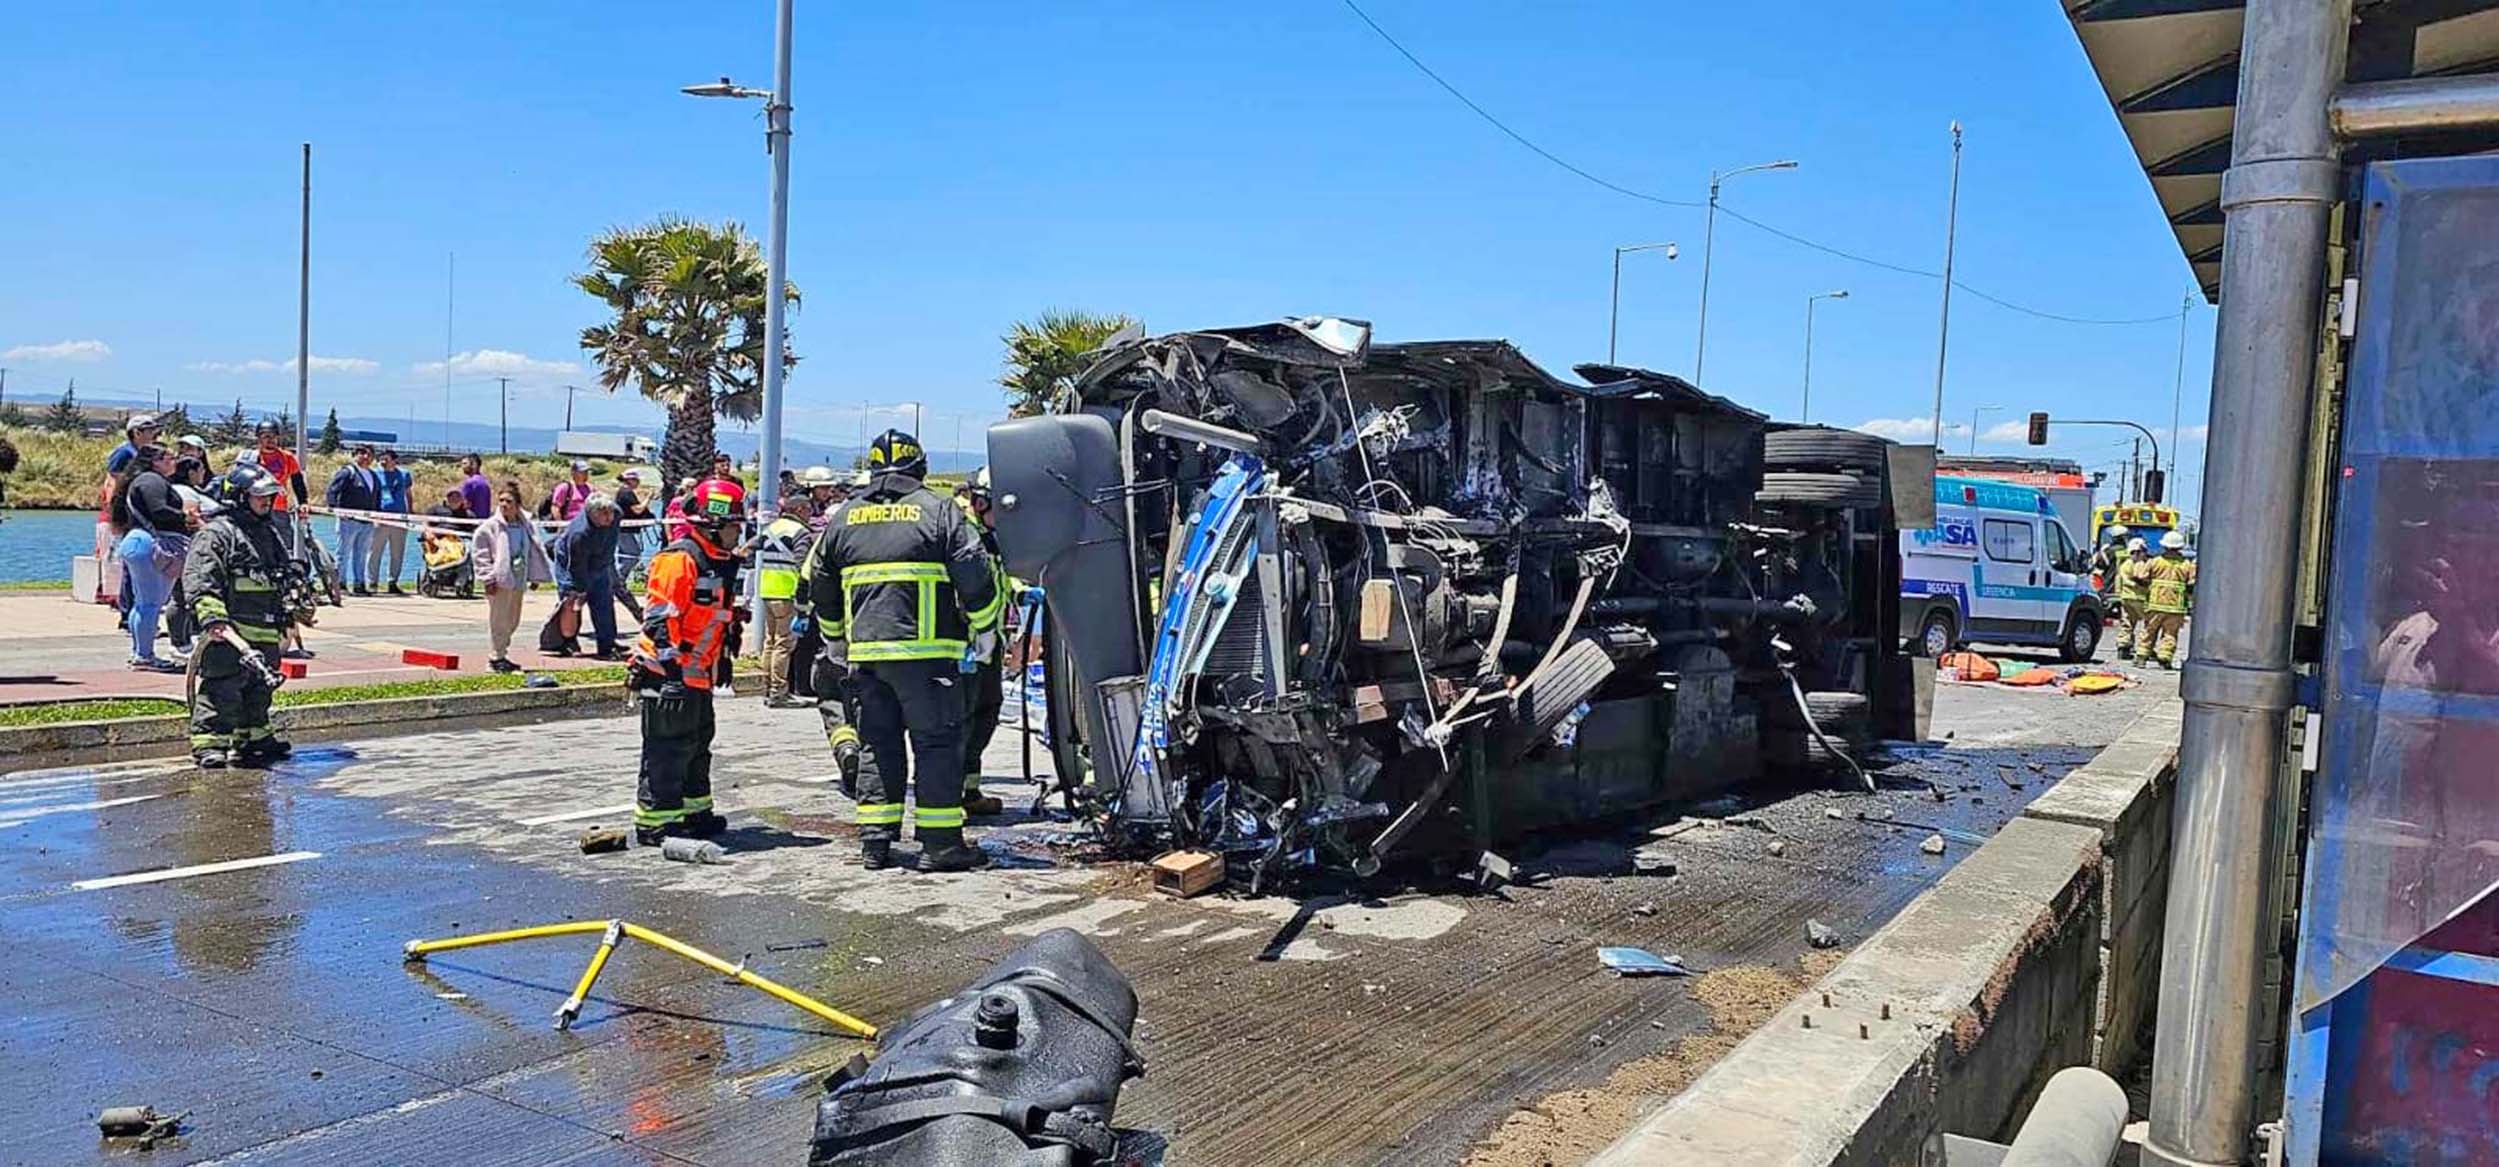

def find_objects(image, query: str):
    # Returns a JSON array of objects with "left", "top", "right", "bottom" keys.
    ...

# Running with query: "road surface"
[{"left": 0, "top": 659, "right": 2175, "bottom": 1165}]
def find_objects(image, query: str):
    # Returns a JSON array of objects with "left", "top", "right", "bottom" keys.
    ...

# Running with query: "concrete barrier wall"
[
  {"left": 1591, "top": 704, "right": 2182, "bottom": 1165},
  {"left": 0, "top": 681, "right": 630, "bottom": 756}
]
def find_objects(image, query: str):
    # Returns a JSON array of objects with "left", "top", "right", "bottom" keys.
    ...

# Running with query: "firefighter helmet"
[{"left": 866, "top": 429, "right": 928, "bottom": 479}]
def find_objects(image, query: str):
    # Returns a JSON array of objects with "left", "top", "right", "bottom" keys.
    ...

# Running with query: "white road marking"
[
  {"left": 73, "top": 850, "right": 322, "bottom": 891},
  {"left": 0, "top": 761, "right": 192, "bottom": 791},
  {"left": 517, "top": 803, "right": 636, "bottom": 826},
  {"left": 0, "top": 793, "right": 168, "bottom": 828}
]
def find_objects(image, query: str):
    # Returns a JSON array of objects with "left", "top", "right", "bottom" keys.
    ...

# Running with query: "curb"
[
  {"left": 1591, "top": 703, "right": 2185, "bottom": 1166},
  {"left": 0, "top": 681, "right": 633, "bottom": 757}
]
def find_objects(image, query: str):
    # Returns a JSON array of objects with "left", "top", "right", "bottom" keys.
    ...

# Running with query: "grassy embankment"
[
  {"left": 0, "top": 665, "right": 632, "bottom": 728},
  {"left": 0, "top": 426, "right": 633, "bottom": 511}
]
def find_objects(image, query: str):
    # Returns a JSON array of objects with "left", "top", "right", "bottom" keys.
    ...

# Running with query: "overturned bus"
[{"left": 988, "top": 318, "right": 1924, "bottom": 887}]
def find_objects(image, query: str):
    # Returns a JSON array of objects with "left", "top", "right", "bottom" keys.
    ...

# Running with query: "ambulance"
[{"left": 1900, "top": 476, "right": 2107, "bottom": 661}]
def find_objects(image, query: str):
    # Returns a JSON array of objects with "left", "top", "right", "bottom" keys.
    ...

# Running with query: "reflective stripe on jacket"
[
  {"left": 634, "top": 537, "right": 736, "bottom": 689},
  {"left": 181, "top": 514, "right": 294, "bottom": 644},
  {"left": 754, "top": 516, "right": 809, "bottom": 601},
  {"left": 2143, "top": 555, "right": 2196, "bottom": 614},
  {"left": 2114, "top": 555, "right": 2152, "bottom": 603},
  {"left": 806, "top": 474, "right": 1000, "bottom": 662}
]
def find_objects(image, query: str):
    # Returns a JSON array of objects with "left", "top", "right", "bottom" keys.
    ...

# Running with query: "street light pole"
[
  {"left": 1801, "top": 289, "right": 1848, "bottom": 421},
  {"left": 1970, "top": 402, "right": 2001, "bottom": 455},
  {"left": 498, "top": 376, "right": 511, "bottom": 454},
  {"left": 683, "top": 0, "right": 795, "bottom": 634},
  {"left": 1694, "top": 159, "right": 1798, "bottom": 385},
  {"left": 1608, "top": 242, "right": 1678, "bottom": 365},
  {"left": 1928, "top": 122, "right": 1964, "bottom": 450}
]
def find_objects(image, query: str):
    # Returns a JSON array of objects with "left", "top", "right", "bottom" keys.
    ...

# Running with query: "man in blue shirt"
[{"left": 368, "top": 448, "right": 414, "bottom": 596}]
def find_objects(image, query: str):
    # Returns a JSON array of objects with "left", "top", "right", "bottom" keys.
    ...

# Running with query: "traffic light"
[
  {"left": 2027, "top": 411, "right": 2050, "bottom": 445},
  {"left": 2141, "top": 468, "right": 2166, "bottom": 503}
]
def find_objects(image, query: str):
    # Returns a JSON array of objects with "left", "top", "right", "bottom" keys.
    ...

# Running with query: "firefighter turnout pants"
[
  {"left": 851, "top": 658, "right": 966, "bottom": 848},
  {"left": 814, "top": 653, "right": 862, "bottom": 790},
  {"left": 2140, "top": 612, "right": 2187, "bottom": 667},
  {"left": 2114, "top": 599, "right": 2145, "bottom": 655},
  {"left": 636, "top": 691, "right": 717, "bottom": 832},
  {"left": 961, "top": 655, "right": 1003, "bottom": 794},
  {"left": 190, "top": 638, "right": 281, "bottom": 758}
]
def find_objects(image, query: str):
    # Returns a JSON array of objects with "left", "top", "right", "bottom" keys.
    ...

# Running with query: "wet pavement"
[{"left": 0, "top": 660, "right": 2176, "bottom": 1166}]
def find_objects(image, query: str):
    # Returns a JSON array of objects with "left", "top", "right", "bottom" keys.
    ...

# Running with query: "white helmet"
[
  {"left": 2161, "top": 530, "right": 2189, "bottom": 551},
  {"left": 799, "top": 465, "right": 839, "bottom": 488},
  {"left": 2106, "top": 524, "right": 2130, "bottom": 541},
  {"left": 2127, "top": 537, "right": 2147, "bottom": 553}
]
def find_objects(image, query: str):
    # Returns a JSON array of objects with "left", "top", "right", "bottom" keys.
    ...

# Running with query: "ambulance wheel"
[
  {"left": 1916, "top": 607, "right": 1958, "bottom": 658},
  {"left": 2059, "top": 608, "right": 2103, "bottom": 663}
]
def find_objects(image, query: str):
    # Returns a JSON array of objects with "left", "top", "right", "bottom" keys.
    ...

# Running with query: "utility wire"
[{"left": 1340, "top": 0, "right": 2185, "bottom": 328}]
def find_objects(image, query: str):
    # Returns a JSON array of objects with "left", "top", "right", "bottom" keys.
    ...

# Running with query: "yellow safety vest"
[
  {"left": 2143, "top": 555, "right": 2195, "bottom": 614},
  {"left": 755, "top": 517, "right": 808, "bottom": 601},
  {"left": 2115, "top": 556, "right": 2152, "bottom": 603}
]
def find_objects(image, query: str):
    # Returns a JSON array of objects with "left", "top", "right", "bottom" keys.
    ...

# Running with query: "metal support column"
[{"left": 2145, "top": 3, "right": 2349, "bottom": 1166}]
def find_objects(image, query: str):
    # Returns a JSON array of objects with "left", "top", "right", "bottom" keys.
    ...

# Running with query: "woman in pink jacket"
[{"left": 470, "top": 484, "right": 555, "bottom": 673}]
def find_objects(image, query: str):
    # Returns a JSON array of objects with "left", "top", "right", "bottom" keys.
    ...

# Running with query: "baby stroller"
[{"left": 418, "top": 530, "right": 476, "bottom": 599}]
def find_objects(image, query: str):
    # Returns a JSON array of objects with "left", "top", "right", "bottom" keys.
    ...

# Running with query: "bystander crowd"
[{"left": 109, "top": 443, "right": 195, "bottom": 672}]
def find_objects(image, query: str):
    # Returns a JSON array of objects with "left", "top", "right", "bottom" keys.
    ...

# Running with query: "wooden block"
[
  {"left": 1149, "top": 850, "right": 1225, "bottom": 899},
  {"left": 278, "top": 660, "right": 309, "bottom": 679},
  {"left": 402, "top": 648, "right": 461, "bottom": 670},
  {"left": 1358, "top": 578, "right": 1395, "bottom": 644}
]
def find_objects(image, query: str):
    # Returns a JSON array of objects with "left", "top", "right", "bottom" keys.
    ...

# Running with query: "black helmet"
[{"left": 866, "top": 429, "right": 927, "bottom": 479}]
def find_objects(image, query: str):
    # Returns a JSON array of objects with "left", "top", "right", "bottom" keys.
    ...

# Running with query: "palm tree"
[
  {"left": 999, "top": 310, "right": 1136, "bottom": 417},
  {"left": 576, "top": 218, "right": 798, "bottom": 486}
]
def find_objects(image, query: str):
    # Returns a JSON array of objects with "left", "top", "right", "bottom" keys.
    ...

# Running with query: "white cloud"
[
  {"left": 1853, "top": 417, "right": 1965, "bottom": 442},
  {"left": 1980, "top": 420, "right": 2032, "bottom": 443},
  {"left": 414, "top": 348, "right": 580, "bottom": 381},
  {"left": 187, "top": 355, "right": 379, "bottom": 375},
  {"left": 2175, "top": 424, "right": 2209, "bottom": 443},
  {"left": 3, "top": 339, "right": 111, "bottom": 362}
]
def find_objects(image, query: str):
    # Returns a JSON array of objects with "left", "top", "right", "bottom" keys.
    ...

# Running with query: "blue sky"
[{"left": 0, "top": 1, "right": 2209, "bottom": 499}]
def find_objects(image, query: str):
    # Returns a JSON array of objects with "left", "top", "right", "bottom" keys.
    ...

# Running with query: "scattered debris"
[
  {"left": 1920, "top": 834, "right": 1947, "bottom": 855},
  {"left": 860, "top": 956, "right": 885, "bottom": 966},
  {"left": 659, "top": 837, "right": 729, "bottom": 865},
  {"left": 1805, "top": 919, "right": 1842, "bottom": 949},
  {"left": 1598, "top": 947, "right": 1691, "bottom": 977},
  {"left": 1631, "top": 852, "right": 1679, "bottom": 877},
  {"left": 1765, "top": 840, "right": 1787, "bottom": 858},
  {"left": 1586, "top": 1033, "right": 1609, "bottom": 1048},
  {"left": 1149, "top": 850, "right": 1226, "bottom": 899},
  {"left": 1630, "top": 902, "right": 1658, "bottom": 918},
  {"left": 1824, "top": 806, "right": 1845, "bottom": 820},
  {"left": 435, "top": 991, "right": 468, "bottom": 1001},
  {"left": 577, "top": 826, "right": 630, "bottom": 855},
  {"left": 766, "top": 939, "right": 830, "bottom": 953},
  {"left": 1858, "top": 812, "right": 1988, "bottom": 847},
  {"left": 98, "top": 1106, "right": 184, "bottom": 1147}
]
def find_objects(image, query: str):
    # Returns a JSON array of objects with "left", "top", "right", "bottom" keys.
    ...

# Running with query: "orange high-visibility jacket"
[{"left": 634, "top": 536, "right": 737, "bottom": 691}]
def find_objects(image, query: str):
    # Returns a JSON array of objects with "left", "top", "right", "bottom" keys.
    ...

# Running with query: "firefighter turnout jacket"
[
  {"left": 184, "top": 512, "right": 295, "bottom": 648},
  {"left": 807, "top": 472, "right": 1002, "bottom": 663},
  {"left": 635, "top": 535, "right": 740, "bottom": 691},
  {"left": 2141, "top": 553, "right": 2197, "bottom": 615}
]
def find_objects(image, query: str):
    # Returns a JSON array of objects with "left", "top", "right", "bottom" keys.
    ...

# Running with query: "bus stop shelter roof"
[{"left": 2061, "top": 0, "right": 2499, "bottom": 300}]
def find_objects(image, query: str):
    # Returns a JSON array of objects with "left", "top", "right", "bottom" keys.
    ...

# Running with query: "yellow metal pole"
[
  {"left": 554, "top": 920, "right": 625, "bottom": 1030},
  {"left": 403, "top": 920, "right": 610, "bottom": 961},
  {"left": 621, "top": 923, "right": 878, "bottom": 1039}
]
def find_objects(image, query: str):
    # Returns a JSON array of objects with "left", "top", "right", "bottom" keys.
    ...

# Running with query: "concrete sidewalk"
[{"left": 0, "top": 589, "right": 626, "bottom": 704}]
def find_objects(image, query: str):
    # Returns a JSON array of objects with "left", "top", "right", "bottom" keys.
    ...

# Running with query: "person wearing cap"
[
  {"left": 2111, "top": 535, "right": 2151, "bottom": 660},
  {"left": 183, "top": 463, "right": 299, "bottom": 768},
  {"left": 550, "top": 459, "right": 596, "bottom": 523},
  {"left": 102, "top": 413, "right": 166, "bottom": 625},
  {"left": 176, "top": 432, "right": 209, "bottom": 460},
  {"left": 807, "top": 429, "right": 1003, "bottom": 872},
  {"left": 369, "top": 449, "right": 414, "bottom": 595}
]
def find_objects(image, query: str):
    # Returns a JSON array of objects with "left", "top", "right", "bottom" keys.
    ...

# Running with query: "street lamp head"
[
  {"left": 1828, "top": 289, "right": 1850, "bottom": 300},
  {"left": 1766, "top": 159, "right": 1800, "bottom": 170},
  {"left": 1665, "top": 242, "right": 1680, "bottom": 261},
  {"left": 681, "top": 77, "right": 765, "bottom": 99}
]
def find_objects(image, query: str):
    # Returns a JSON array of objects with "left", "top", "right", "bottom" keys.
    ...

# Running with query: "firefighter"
[
  {"left": 2134, "top": 530, "right": 2198, "bottom": 669},
  {"left": 808, "top": 430, "right": 1003, "bottom": 872},
  {"left": 754, "top": 493, "right": 814, "bottom": 708},
  {"left": 798, "top": 520, "right": 863, "bottom": 796},
  {"left": 2112, "top": 536, "right": 2151, "bottom": 659},
  {"left": 182, "top": 465, "right": 296, "bottom": 768},
  {"left": 2091, "top": 524, "right": 2130, "bottom": 596},
  {"left": 627, "top": 479, "right": 742, "bottom": 845},
  {"left": 955, "top": 467, "right": 1013, "bottom": 817}
]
